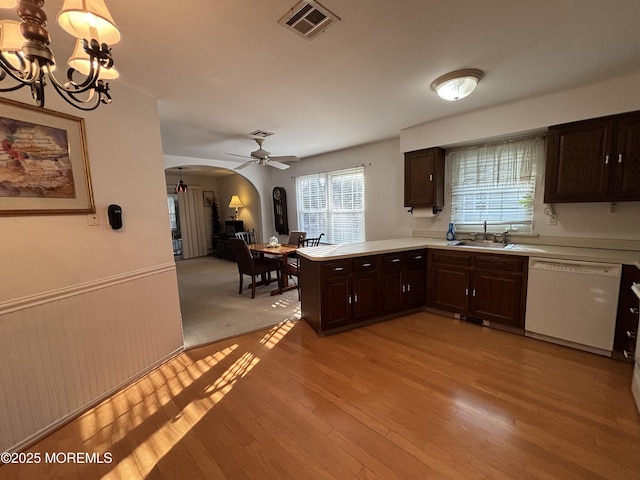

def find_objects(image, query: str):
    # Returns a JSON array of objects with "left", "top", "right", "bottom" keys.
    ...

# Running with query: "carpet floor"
[{"left": 176, "top": 256, "right": 301, "bottom": 349}]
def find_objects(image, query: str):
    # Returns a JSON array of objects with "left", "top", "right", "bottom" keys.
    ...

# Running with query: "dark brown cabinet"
[
  {"left": 544, "top": 111, "right": 640, "bottom": 203},
  {"left": 428, "top": 250, "right": 528, "bottom": 330},
  {"left": 404, "top": 147, "right": 446, "bottom": 208},
  {"left": 613, "top": 265, "right": 640, "bottom": 360},
  {"left": 300, "top": 255, "right": 380, "bottom": 335},
  {"left": 381, "top": 250, "right": 426, "bottom": 314}
]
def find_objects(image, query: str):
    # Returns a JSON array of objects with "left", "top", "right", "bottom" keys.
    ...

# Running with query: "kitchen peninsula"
[{"left": 297, "top": 238, "right": 640, "bottom": 358}]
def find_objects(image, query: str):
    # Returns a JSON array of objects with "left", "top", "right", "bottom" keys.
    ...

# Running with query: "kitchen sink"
[{"left": 447, "top": 240, "right": 515, "bottom": 250}]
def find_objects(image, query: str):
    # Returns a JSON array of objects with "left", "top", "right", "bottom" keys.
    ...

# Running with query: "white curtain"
[{"left": 178, "top": 187, "right": 208, "bottom": 259}]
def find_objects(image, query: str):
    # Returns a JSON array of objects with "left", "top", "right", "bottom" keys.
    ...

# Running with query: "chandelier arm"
[
  {"left": 47, "top": 77, "right": 103, "bottom": 111},
  {"left": 0, "top": 53, "right": 40, "bottom": 87}
]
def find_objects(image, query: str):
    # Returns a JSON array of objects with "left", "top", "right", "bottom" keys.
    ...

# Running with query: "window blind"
[
  {"left": 448, "top": 135, "right": 544, "bottom": 232},
  {"left": 296, "top": 167, "right": 365, "bottom": 244}
]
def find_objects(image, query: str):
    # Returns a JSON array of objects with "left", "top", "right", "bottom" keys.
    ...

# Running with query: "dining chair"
[
  {"left": 235, "top": 230, "right": 256, "bottom": 245},
  {"left": 287, "top": 231, "right": 306, "bottom": 246},
  {"left": 302, "top": 233, "right": 324, "bottom": 247},
  {"left": 228, "top": 238, "right": 281, "bottom": 299}
]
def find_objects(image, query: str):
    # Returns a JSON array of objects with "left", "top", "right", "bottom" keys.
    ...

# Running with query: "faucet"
[{"left": 483, "top": 220, "right": 488, "bottom": 240}]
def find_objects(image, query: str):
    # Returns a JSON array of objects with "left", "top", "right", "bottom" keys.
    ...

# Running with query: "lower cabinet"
[
  {"left": 428, "top": 250, "right": 528, "bottom": 330},
  {"left": 301, "top": 255, "right": 381, "bottom": 335},
  {"left": 381, "top": 250, "right": 426, "bottom": 314},
  {"left": 300, "top": 250, "right": 427, "bottom": 336}
]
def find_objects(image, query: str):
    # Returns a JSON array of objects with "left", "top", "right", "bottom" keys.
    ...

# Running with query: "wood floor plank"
[{"left": 2, "top": 312, "right": 640, "bottom": 479}]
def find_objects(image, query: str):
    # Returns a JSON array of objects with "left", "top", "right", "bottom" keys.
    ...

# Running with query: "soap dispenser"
[{"left": 446, "top": 222, "right": 456, "bottom": 241}]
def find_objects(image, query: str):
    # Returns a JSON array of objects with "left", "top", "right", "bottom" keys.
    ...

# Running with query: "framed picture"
[
  {"left": 203, "top": 190, "right": 215, "bottom": 207},
  {"left": 0, "top": 97, "right": 95, "bottom": 215}
]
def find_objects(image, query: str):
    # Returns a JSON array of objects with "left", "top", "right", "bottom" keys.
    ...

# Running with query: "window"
[
  {"left": 295, "top": 167, "right": 365, "bottom": 244},
  {"left": 448, "top": 135, "right": 544, "bottom": 233}
]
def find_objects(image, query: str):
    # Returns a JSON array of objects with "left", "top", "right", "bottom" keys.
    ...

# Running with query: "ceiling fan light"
[
  {"left": 431, "top": 69, "right": 484, "bottom": 101},
  {"left": 58, "top": 0, "right": 121, "bottom": 45}
]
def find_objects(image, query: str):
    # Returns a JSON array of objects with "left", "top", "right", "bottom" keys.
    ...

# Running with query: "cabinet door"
[
  {"left": 429, "top": 264, "right": 470, "bottom": 313},
  {"left": 614, "top": 113, "right": 640, "bottom": 200},
  {"left": 404, "top": 148, "right": 445, "bottom": 207},
  {"left": 471, "top": 271, "right": 523, "bottom": 328},
  {"left": 544, "top": 119, "right": 614, "bottom": 203},
  {"left": 322, "top": 276, "right": 352, "bottom": 329},
  {"left": 404, "top": 266, "right": 425, "bottom": 309},
  {"left": 381, "top": 269, "right": 404, "bottom": 313},
  {"left": 352, "top": 272, "right": 378, "bottom": 321}
]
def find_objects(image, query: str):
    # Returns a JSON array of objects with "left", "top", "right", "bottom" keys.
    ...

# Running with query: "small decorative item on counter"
[
  {"left": 268, "top": 236, "right": 280, "bottom": 247},
  {"left": 446, "top": 222, "right": 456, "bottom": 240}
]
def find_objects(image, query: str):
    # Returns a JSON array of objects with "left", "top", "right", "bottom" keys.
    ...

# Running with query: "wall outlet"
[
  {"left": 87, "top": 213, "right": 100, "bottom": 226},
  {"left": 547, "top": 214, "right": 557, "bottom": 226}
]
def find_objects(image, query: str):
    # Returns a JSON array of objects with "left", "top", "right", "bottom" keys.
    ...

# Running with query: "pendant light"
[{"left": 175, "top": 168, "right": 188, "bottom": 193}]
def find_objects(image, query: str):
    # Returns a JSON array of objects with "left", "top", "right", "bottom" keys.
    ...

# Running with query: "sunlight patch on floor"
[{"left": 260, "top": 320, "right": 295, "bottom": 349}]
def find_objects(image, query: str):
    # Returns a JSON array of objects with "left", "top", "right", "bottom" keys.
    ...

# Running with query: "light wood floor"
[{"left": 3, "top": 312, "right": 640, "bottom": 479}]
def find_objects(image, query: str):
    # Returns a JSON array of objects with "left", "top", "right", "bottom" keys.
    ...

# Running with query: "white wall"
[
  {"left": 0, "top": 85, "right": 183, "bottom": 451},
  {"left": 401, "top": 72, "right": 640, "bottom": 246},
  {"left": 269, "top": 138, "right": 414, "bottom": 242}
]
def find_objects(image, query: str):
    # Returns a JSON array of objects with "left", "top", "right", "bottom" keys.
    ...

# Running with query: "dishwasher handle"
[{"left": 529, "top": 258, "right": 621, "bottom": 278}]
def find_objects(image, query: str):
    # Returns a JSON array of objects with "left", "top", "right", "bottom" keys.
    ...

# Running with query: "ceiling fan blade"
[
  {"left": 226, "top": 153, "right": 254, "bottom": 160},
  {"left": 235, "top": 160, "right": 255, "bottom": 170},
  {"left": 267, "top": 160, "right": 290, "bottom": 170},
  {"left": 270, "top": 155, "right": 300, "bottom": 163}
]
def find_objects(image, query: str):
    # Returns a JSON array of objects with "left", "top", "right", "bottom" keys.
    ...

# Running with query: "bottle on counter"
[{"left": 446, "top": 222, "right": 456, "bottom": 241}]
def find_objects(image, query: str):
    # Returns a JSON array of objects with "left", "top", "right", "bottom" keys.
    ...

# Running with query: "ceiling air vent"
[{"left": 278, "top": 0, "right": 341, "bottom": 41}]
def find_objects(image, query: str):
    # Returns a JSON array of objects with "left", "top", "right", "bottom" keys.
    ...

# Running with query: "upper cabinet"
[
  {"left": 544, "top": 111, "right": 640, "bottom": 203},
  {"left": 404, "top": 147, "right": 445, "bottom": 208}
]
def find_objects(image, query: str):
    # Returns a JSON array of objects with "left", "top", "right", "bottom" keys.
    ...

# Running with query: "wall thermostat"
[{"left": 107, "top": 204, "right": 123, "bottom": 230}]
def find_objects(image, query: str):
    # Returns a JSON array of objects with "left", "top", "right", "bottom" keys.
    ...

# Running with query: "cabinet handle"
[
  {"left": 354, "top": 294, "right": 358, "bottom": 303},
  {"left": 429, "top": 174, "right": 433, "bottom": 181},
  {"left": 631, "top": 307, "right": 640, "bottom": 315},
  {"left": 362, "top": 263, "right": 372, "bottom": 267},
  {"left": 627, "top": 330, "right": 637, "bottom": 339},
  {"left": 472, "top": 289, "right": 476, "bottom": 297},
  {"left": 618, "top": 153, "right": 623, "bottom": 164},
  {"left": 334, "top": 267, "right": 344, "bottom": 271},
  {"left": 624, "top": 350, "right": 635, "bottom": 359},
  {"left": 348, "top": 295, "right": 352, "bottom": 305},
  {"left": 414, "top": 255, "right": 423, "bottom": 260},
  {"left": 465, "top": 287, "right": 469, "bottom": 296},
  {"left": 391, "top": 258, "right": 401, "bottom": 263},
  {"left": 402, "top": 284, "right": 406, "bottom": 293},
  {"left": 605, "top": 154, "right": 609, "bottom": 165},
  {"left": 407, "top": 284, "right": 411, "bottom": 292}
]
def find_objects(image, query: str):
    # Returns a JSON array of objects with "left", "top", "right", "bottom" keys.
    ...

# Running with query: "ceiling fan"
[{"left": 226, "top": 138, "right": 299, "bottom": 170}]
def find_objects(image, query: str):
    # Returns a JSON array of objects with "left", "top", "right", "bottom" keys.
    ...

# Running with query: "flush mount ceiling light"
[
  {"left": 0, "top": 0, "right": 120, "bottom": 110},
  {"left": 431, "top": 69, "right": 484, "bottom": 101}
]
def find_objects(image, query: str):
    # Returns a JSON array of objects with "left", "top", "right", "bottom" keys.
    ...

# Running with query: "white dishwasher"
[{"left": 525, "top": 257, "right": 621, "bottom": 356}]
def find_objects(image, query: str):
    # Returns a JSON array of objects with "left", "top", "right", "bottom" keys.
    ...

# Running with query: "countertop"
[{"left": 297, "top": 237, "right": 640, "bottom": 266}]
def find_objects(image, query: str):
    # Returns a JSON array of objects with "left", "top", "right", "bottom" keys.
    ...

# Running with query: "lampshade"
[
  {"left": 0, "top": 20, "right": 24, "bottom": 70},
  {"left": 228, "top": 196, "right": 244, "bottom": 208},
  {"left": 68, "top": 38, "right": 119, "bottom": 79},
  {"left": 431, "top": 69, "right": 484, "bottom": 101},
  {"left": 57, "top": 0, "right": 121, "bottom": 45}
]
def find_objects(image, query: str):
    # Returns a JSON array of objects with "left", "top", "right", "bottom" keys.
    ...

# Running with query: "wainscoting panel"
[{"left": 0, "top": 264, "right": 184, "bottom": 452}]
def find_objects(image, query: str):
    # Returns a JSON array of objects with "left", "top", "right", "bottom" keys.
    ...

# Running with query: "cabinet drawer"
[
  {"left": 382, "top": 252, "right": 405, "bottom": 270},
  {"left": 430, "top": 250, "right": 472, "bottom": 266},
  {"left": 322, "top": 260, "right": 352, "bottom": 277},
  {"left": 353, "top": 256, "right": 378, "bottom": 273},
  {"left": 406, "top": 249, "right": 427, "bottom": 266},
  {"left": 473, "top": 254, "right": 525, "bottom": 272}
]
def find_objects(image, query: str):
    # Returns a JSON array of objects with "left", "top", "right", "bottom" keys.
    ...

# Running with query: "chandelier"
[{"left": 0, "top": 0, "right": 120, "bottom": 111}]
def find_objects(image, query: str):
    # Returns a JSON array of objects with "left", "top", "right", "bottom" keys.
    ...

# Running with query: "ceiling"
[{"left": 64, "top": 1, "right": 640, "bottom": 166}]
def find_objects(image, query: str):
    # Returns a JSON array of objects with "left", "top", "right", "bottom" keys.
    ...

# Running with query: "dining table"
[{"left": 249, "top": 243, "right": 299, "bottom": 295}]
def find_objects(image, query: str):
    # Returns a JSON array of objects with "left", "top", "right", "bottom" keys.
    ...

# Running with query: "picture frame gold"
[{"left": 0, "top": 97, "right": 95, "bottom": 215}]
